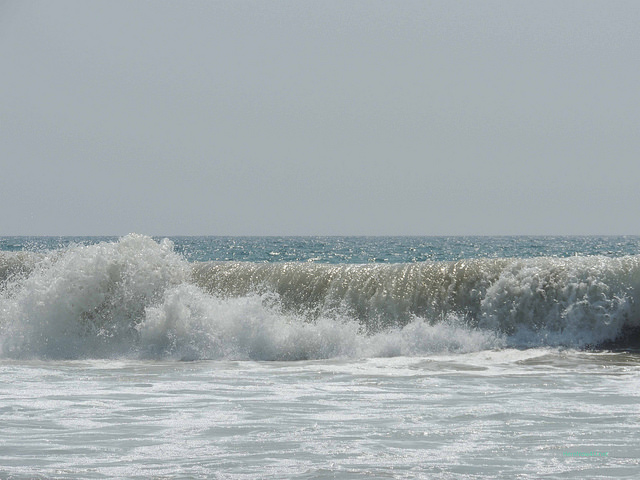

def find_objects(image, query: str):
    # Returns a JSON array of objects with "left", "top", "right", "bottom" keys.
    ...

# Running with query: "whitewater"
[{"left": 1, "top": 235, "right": 639, "bottom": 478}]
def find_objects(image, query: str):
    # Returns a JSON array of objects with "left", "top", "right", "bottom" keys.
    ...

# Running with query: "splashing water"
[{"left": 1, "top": 235, "right": 639, "bottom": 360}]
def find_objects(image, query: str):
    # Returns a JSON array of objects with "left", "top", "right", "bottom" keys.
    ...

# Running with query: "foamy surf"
[{"left": 1, "top": 234, "right": 639, "bottom": 360}]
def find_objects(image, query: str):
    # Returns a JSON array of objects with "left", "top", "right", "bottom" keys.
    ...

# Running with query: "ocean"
[{"left": 0, "top": 235, "right": 639, "bottom": 479}]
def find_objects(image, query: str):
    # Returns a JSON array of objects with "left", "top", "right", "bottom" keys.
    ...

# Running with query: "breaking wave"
[{"left": 1, "top": 235, "right": 639, "bottom": 360}]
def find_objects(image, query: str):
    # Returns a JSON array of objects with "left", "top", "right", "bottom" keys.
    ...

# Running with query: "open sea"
[{"left": 1, "top": 235, "right": 639, "bottom": 479}]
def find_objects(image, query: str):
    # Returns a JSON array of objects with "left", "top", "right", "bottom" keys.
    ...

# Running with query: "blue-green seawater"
[{"left": 2, "top": 235, "right": 640, "bottom": 262}]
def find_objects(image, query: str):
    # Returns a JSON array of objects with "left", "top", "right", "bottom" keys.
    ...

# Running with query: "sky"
[{"left": 1, "top": 0, "right": 639, "bottom": 236}]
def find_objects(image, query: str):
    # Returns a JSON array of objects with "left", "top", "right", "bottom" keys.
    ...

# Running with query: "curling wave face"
[{"left": 1, "top": 235, "right": 639, "bottom": 360}]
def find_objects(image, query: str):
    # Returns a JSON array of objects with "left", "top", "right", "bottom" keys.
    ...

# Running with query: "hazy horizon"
[{"left": 2, "top": 1, "right": 639, "bottom": 236}]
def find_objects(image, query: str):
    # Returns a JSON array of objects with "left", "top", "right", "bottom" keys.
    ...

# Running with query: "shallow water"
[{"left": 1, "top": 350, "right": 639, "bottom": 479}]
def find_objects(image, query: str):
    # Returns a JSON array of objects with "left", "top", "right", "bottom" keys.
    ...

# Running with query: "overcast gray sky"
[{"left": 1, "top": 0, "right": 639, "bottom": 236}]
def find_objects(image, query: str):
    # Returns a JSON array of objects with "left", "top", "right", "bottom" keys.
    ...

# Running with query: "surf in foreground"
[{"left": 1, "top": 234, "right": 639, "bottom": 360}]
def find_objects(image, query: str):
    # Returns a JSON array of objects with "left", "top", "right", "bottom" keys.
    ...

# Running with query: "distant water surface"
[{"left": 2, "top": 235, "right": 640, "bottom": 262}]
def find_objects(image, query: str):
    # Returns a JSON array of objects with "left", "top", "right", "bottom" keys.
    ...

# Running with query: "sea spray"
[
  {"left": 479, "top": 255, "right": 640, "bottom": 347},
  {"left": 139, "top": 286, "right": 362, "bottom": 361},
  {"left": 192, "top": 255, "right": 640, "bottom": 348},
  {"left": 139, "top": 286, "right": 502, "bottom": 361},
  {"left": 1, "top": 235, "right": 640, "bottom": 360},
  {"left": 0, "top": 234, "right": 188, "bottom": 358}
]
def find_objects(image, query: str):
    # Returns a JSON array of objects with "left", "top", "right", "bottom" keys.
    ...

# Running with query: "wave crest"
[{"left": 1, "top": 235, "right": 639, "bottom": 359}]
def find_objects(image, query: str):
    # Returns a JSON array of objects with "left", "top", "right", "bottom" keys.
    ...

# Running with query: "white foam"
[
  {"left": 479, "top": 255, "right": 640, "bottom": 347},
  {"left": 0, "top": 234, "right": 187, "bottom": 358},
  {"left": 138, "top": 287, "right": 503, "bottom": 361},
  {"left": 1, "top": 235, "right": 639, "bottom": 360}
]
